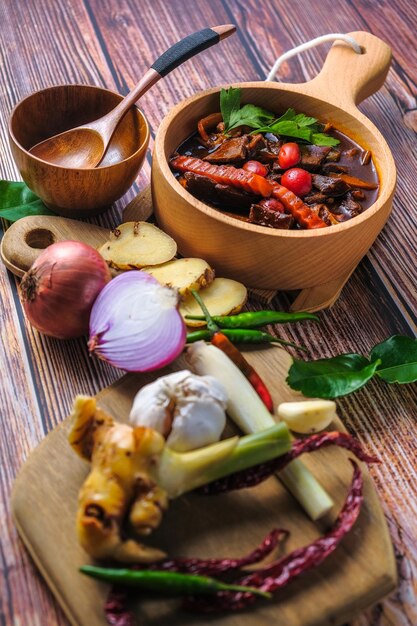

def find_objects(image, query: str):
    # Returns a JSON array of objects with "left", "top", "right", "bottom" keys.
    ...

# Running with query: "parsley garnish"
[
  {"left": 220, "top": 87, "right": 274, "bottom": 131},
  {"left": 220, "top": 87, "right": 340, "bottom": 147}
]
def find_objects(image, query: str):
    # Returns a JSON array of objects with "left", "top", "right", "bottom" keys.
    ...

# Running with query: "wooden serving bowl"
[
  {"left": 152, "top": 31, "right": 395, "bottom": 311},
  {"left": 9, "top": 85, "right": 150, "bottom": 217}
]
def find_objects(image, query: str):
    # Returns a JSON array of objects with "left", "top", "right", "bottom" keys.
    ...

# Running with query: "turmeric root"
[{"left": 68, "top": 396, "right": 168, "bottom": 563}]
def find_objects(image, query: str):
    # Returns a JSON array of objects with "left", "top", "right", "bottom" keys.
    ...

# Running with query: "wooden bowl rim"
[
  {"left": 154, "top": 81, "right": 396, "bottom": 239},
  {"left": 8, "top": 84, "right": 150, "bottom": 172}
]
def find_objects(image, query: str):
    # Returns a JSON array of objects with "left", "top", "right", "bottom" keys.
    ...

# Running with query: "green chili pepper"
[
  {"left": 186, "top": 328, "right": 307, "bottom": 352},
  {"left": 79, "top": 565, "right": 271, "bottom": 598},
  {"left": 185, "top": 310, "right": 319, "bottom": 328}
]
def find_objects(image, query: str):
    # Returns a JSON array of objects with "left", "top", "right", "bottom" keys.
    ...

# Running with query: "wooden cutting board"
[{"left": 11, "top": 347, "right": 397, "bottom": 626}]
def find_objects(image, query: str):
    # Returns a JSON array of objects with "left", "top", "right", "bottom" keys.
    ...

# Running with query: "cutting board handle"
[
  {"left": 0, "top": 216, "right": 109, "bottom": 277},
  {"left": 302, "top": 31, "right": 392, "bottom": 108}
]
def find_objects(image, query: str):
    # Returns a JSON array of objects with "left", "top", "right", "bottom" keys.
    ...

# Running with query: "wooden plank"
[{"left": 11, "top": 349, "right": 396, "bottom": 626}]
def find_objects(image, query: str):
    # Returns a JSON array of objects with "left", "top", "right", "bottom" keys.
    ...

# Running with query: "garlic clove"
[{"left": 277, "top": 400, "right": 337, "bottom": 434}]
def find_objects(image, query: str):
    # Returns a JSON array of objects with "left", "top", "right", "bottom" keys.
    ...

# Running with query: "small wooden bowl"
[
  {"left": 9, "top": 85, "right": 150, "bottom": 218},
  {"left": 152, "top": 31, "right": 396, "bottom": 311}
]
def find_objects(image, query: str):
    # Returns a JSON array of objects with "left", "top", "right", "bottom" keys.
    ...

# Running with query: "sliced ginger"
[
  {"left": 180, "top": 277, "right": 247, "bottom": 327},
  {"left": 142, "top": 258, "right": 215, "bottom": 296},
  {"left": 99, "top": 222, "right": 177, "bottom": 270}
]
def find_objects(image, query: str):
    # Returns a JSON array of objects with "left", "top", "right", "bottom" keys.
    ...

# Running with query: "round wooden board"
[{"left": 11, "top": 348, "right": 396, "bottom": 626}]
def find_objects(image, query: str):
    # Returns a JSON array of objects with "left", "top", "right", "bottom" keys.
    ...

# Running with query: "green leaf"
[
  {"left": 228, "top": 103, "right": 274, "bottom": 130},
  {"left": 220, "top": 87, "right": 242, "bottom": 131},
  {"left": 371, "top": 335, "right": 417, "bottom": 383},
  {"left": 293, "top": 113, "right": 318, "bottom": 127},
  {"left": 287, "top": 354, "right": 381, "bottom": 399},
  {"left": 311, "top": 133, "right": 340, "bottom": 147},
  {"left": 0, "top": 180, "right": 54, "bottom": 222},
  {"left": 268, "top": 120, "right": 313, "bottom": 142},
  {"left": 219, "top": 91, "right": 340, "bottom": 146},
  {"left": 275, "top": 108, "right": 297, "bottom": 122}
]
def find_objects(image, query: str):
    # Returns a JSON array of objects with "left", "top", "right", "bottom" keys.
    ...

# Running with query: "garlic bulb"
[
  {"left": 129, "top": 370, "right": 228, "bottom": 452},
  {"left": 277, "top": 400, "right": 337, "bottom": 434}
]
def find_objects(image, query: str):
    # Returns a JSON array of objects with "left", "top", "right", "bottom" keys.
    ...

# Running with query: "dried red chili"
[
  {"left": 105, "top": 587, "right": 135, "bottom": 626},
  {"left": 184, "top": 460, "right": 363, "bottom": 613},
  {"left": 104, "top": 459, "right": 368, "bottom": 622},
  {"left": 199, "top": 430, "right": 378, "bottom": 495},
  {"left": 104, "top": 529, "right": 287, "bottom": 625},
  {"left": 149, "top": 528, "right": 287, "bottom": 576}
]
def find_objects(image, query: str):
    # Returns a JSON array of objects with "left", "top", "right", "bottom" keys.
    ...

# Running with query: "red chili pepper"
[
  {"left": 211, "top": 331, "right": 274, "bottom": 412},
  {"left": 150, "top": 528, "right": 287, "bottom": 576},
  {"left": 170, "top": 155, "right": 273, "bottom": 196},
  {"left": 272, "top": 182, "right": 327, "bottom": 229},
  {"left": 185, "top": 460, "right": 363, "bottom": 613},
  {"left": 199, "top": 430, "right": 378, "bottom": 495},
  {"left": 188, "top": 290, "right": 274, "bottom": 412},
  {"left": 171, "top": 155, "right": 326, "bottom": 229}
]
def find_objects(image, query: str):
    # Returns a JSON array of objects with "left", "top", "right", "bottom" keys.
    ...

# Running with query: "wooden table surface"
[{"left": 0, "top": 1, "right": 416, "bottom": 625}]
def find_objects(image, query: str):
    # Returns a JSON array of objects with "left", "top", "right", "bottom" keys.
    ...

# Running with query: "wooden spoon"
[{"left": 29, "top": 25, "right": 235, "bottom": 169}]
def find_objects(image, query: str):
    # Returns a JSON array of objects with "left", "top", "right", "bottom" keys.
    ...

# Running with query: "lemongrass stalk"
[
  {"left": 155, "top": 424, "right": 291, "bottom": 498},
  {"left": 187, "top": 341, "right": 334, "bottom": 520}
]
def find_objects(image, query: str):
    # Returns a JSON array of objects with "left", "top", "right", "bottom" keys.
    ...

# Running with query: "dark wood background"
[{"left": 1, "top": 1, "right": 416, "bottom": 625}]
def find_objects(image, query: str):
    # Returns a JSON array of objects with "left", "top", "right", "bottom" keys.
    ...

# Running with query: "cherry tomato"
[
  {"left": 259, "top": 198, "right": 285, "bottom": 213},
  {"left": 243, "top": 160, "right": 268, "bottom": 177},
  {"left": 278, "top": 142, "right": 301, "bottom": 169},
  {"left": 281, "top": 168, "right": 312, "bottom": 196}
]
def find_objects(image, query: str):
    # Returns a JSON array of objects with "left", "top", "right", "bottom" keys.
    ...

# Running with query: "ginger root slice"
[
  {"left": 180, "top": 278, "right": 247, "bottom": 327},
  {"left": 141, "top": 258, "right": 215, "bottom": 296},
  {"left": 68, "top": 396, "right": 168, "bottom": 563},
  {"left": 98, "top": 221, "right": 177, "bottom": 270}
]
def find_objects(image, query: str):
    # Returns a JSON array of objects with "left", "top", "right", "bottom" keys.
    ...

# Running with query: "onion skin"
[
  {"left": 88, "top": 272, "right": 186, "bottom": 372},
  {"left": 20, "top": 241, "right": 111, "bottom": 339}
]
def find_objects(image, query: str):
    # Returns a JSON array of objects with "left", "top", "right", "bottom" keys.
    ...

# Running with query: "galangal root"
[{"left": 68, "top": 396, "right": 168, "bottom": 563}]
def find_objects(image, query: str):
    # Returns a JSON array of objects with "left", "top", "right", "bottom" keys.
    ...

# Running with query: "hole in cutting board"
[{"left": 25, "top": 228, "right": 55, "bottom": 249}]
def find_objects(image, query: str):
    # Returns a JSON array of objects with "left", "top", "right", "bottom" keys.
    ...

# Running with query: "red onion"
[
  {"left": 20, "top": 241, "right": 111, "bottom": 339},
  {"left": 88, "top": 271, "right": 186, "bottom": 372}
]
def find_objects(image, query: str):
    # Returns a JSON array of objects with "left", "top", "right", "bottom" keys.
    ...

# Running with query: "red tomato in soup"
[
  {"left": 259, "top": 198, "right": 285, "bottom": 213},
  {"left": 281, "top": 168, "right": 312, "bottom": 196},
  {"left": 243, "top": 160, "right": 268, "bottom": 177},
  {"left": 278, "top": 142, "right": 300, "bottom": 169}
]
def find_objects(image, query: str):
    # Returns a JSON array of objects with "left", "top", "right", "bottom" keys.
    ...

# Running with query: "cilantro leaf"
[
  {"left": 228, "top": 103, "right": 275, "bottom": 131},
  {"left": 0, "top": 181, "right": 54, "bottom": 222},
  {"left": 311, "top": 133, "right": 341, "bottom": 147},
  {"left": 219, "top": 89, "right": 340, "bottom": 146},
  {"left": 293, "top": 113, "right": 318, "bottom": 127},
  {"left": 220, "top": 88, "right": 275, "bottom": 132},
  {"left": 266, "top": 120, "right": 314, "bottom": 142},
  {"left": 220, "top": 87, "right": 241, "bottom": 131}
]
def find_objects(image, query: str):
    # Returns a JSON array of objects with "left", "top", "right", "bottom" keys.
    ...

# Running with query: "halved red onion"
[{"left": 88, "top": 271, "right": 186, "bottom": 372}]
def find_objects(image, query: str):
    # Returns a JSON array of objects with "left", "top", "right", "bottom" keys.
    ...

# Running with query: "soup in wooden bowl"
[{"left": 152, "top": 31, "right": 395, "bottom": 312}]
